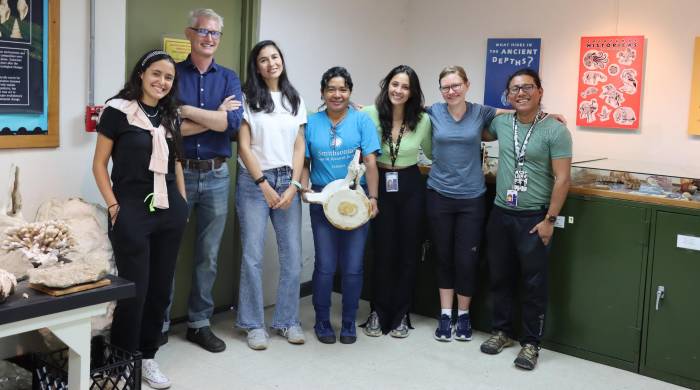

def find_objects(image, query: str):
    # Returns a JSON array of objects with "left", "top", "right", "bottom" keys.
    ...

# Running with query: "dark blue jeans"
[{"left": 309, "top": 191, "right": 369, "bottom": 323}]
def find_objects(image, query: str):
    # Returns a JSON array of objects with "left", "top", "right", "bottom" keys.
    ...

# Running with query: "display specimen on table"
[
  {"left": 0, "top": 0, "right": 44, "bottom": 118},
  {"left": 576, "top": 36, "right": 644, "bottom": 129},
  {"left": 484, "top": 38, "right": 541, "bottom": 109},
  {"left": 688, "top": 37, "right": 700, "bottom": 135},
  {"left": 0, "top": 267, "right": 17, "bottom": 302}
]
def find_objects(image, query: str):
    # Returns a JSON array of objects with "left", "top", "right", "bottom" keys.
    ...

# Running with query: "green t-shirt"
[
  {"left": 362, "top": 105, "right": 432, "bottom": 167},
  {"left": 488, "top": 114, "right": 572, "bottom": 210}
]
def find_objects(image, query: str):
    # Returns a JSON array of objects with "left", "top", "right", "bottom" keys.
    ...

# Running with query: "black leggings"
[
  {"left": 370, "top": 165, "right": 425, "bottom": 333},
  {"left": 108, "top": 185, "right": 188, "bottom": 359},
  {"left": 426, "top": 189, "right": 486, "bottom": 297}
]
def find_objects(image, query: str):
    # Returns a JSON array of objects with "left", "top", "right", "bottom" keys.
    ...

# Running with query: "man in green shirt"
[{"left": 480, "top": 69, "right": 572, "bottom": 370}]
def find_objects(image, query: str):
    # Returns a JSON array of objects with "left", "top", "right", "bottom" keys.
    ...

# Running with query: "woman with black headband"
[{"left": 93, "top": 49, "right": 188, "bottom": 389}]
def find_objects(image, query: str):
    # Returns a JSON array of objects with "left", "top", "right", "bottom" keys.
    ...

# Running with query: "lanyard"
[
  {"left": 388, "top": 123, "right": 406, "bottom": 168},
  {"left": 512, "top": 111, "right": 543, "bottom": 168}
]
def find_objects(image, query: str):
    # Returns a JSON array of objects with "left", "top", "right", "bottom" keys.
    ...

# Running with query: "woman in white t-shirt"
[{"left": 235, "top": 40, "right": 307, "bottom": 350}]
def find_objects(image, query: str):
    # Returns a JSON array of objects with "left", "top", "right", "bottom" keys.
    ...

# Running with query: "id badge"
[
  {"left": 385, "top": 172, "right": 399, "bottom": 192},
  {"left": 506, "top": 189, "right": 518, "bottom": 207},
  {"left": 513, "top": 169, "right": 528, "bottom": 192}
]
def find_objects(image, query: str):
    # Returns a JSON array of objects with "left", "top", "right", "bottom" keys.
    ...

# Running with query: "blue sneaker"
[
  {"left": 314, "top": 320, "right": 336, "bottom": 344},
  {"left": 433, "top": 314, "right": 453, "bottom": 342},
  {"left": 340, "top": 321, "right": 357, "bottom": 344},
  {"left": 454, "top": 313, "right": 472, "bottom": 341}
]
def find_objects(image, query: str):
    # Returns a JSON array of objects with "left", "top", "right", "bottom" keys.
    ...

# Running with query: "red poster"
[{"left": 576, "top": 36, "right": 644, "bottom": 129}]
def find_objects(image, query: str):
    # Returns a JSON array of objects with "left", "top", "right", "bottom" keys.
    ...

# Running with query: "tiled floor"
[{"left": 155, "top": 294, "right": 683, "bottom": 390}]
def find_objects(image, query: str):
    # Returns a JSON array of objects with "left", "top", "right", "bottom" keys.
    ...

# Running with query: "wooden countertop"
[{"left": 568, "top": 186, "right": 700, "bottom": 210}]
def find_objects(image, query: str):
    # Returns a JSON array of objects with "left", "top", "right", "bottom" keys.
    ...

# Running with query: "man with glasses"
[
  {"left": 162, "top": 8, "right": 242, "bottom": 354},
  {"left": 480, "top": 68, "right": 571, "bottom": 370}
]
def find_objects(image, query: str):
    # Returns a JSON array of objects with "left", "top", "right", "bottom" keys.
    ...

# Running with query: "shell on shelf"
[{"left": 0, "top": 268, "right": 17, "bottom": 303}]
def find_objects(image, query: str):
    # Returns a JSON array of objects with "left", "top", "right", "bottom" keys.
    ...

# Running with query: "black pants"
[
  {"left": 426, "top": 189, "right": 486, "bottom": 297},
  {"left": 108, "top": 185, "right": 188, "bottom": 359},
  {"left": 486, "top": 206, "right": 550, "bottom": 346},
  {"left": 370, "top": 165, "right": 425, "bottom": 333}
]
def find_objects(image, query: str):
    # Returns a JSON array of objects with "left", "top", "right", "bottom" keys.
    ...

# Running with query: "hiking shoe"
[
  {"left": 480, "top": 331, "right": 515, "bottom": 354},
  {"left": 142, "top": 359, "right": 171, "bottom": 389},
  {"left": 314, "top": 320, "right": 336, "bottom": 344},
  {"left": 389, "top": 315, "right": 409, "bottom": 338},
  {"left": 514, "top": 343, "right": 540, "bottom": 370},
  {"left": 186, "top": 326, "right": 226, "bottom": 353},
  {"left": 433, "top": 314, "right": 453, "bottom": 341},
  {"left": 339, "top": 321, "right": 357, "bottom": 344},
  {"left": 363, "top": 311, "right": 382, "bottom": 337},
  {"left": 277, "top": 325, "right": 305, "bottom": 345},
  {"left": 246, "top": 328, "right": 270, "bottom": 350},
  {"left": 454, "top": 313, "right": 472, "bottom": 341}
]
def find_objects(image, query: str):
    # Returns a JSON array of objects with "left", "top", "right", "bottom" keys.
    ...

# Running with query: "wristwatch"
[
  {"left": 545, "top": 214, "right": 557, "bottom": 224},
  {"left": 254, "top": 176, "right": 267, "bottom": 185}
]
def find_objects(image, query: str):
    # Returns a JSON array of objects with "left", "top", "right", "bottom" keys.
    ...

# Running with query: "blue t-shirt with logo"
[
  {"left": 305, "top": 108, "right": 381, "bottom": 187},
  {"left": 426, "top": 102, "right": 497, "bottom": 199}
]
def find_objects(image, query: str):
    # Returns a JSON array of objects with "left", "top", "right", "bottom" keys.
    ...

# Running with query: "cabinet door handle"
[{"left": 655, "top": 286, "right": 665, "bottom": 311}]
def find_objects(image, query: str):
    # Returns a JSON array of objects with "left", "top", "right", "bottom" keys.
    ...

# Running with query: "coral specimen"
[{"left": 1, "top": 220, "right": 76, "bottom": 267}]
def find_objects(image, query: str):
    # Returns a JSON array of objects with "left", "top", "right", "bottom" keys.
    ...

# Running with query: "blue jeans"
[
  {"left": 235, "top": 166, "right": 302, "bottom": 329},
  {"left": 163, "top": 163, "right": 230, "bottom": 331},
  {"left": 309, "top": 187, "right": 369, "bottom": 323}
]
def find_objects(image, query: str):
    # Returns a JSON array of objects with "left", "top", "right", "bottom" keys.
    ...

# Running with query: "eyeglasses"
[
  {"left": 439, "top": 83, "right": 464, "bottom": 94},
  {"left": 508, "top": 84, "right": 537, "bottom": 95},
  {"left": 189, "top": 27, "right": 223, "bottom": 39}
]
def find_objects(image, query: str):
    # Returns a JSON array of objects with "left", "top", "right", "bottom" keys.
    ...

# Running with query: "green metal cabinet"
[
  {"left": 640, "top": 211, "right": 700, "bottom": 389},
  {"left": 543, "top": 196, "right": 649, "bottom": 371}
]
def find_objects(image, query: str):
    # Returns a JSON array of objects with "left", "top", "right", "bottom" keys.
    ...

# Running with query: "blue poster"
[{"left": 484, "top": 38, "right": 541, "bottom": 109}]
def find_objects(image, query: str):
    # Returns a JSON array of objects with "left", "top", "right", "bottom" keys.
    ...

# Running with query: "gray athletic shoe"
[
  {"left": 246, "top": 328, "right": 270, "bottom": 350},
  {"left": 277, "top": 325, "right": 305, "bottom": 345},
  {"left": 389, "top": 315, "right": 409, "bottom": 338},
  {"left": 363, "top": 311, "right": 382, "bottom": 337}
]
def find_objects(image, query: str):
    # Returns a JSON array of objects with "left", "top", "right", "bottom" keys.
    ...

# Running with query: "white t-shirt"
[{"left": 238, "top": 91, "right": 307, "bottom": 171}]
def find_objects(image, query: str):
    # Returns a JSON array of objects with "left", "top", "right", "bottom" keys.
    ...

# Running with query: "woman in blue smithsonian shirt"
[{"left": 301, "top": 66, "right": 380, "bottom": 345}]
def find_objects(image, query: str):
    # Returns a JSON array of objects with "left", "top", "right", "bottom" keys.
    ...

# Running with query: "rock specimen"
[
  {"left": 27, "top": 261, "right": 107, "bottom": 289},
  {"left": 0, "top": 249, "right": 33, "bottom": 281}
]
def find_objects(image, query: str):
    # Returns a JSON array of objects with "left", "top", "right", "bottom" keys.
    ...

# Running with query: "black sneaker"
[
  {"left": 159, "top": 332, "right": 168, "bottom": 347},
  {"left": 514, "top": 343, "right": 539, "bottom": 370},
  {"left": 186, "top": 326, "right": 226, "bottom": 353},
  {"left": 454, "top": 313, "right": 472, "bottom": 341},
  {"left": 339, "top": 321, "right": 357, "bottom": 344},
  {"left": 433, "top": 314, "right": 452, "bottom": 342}
]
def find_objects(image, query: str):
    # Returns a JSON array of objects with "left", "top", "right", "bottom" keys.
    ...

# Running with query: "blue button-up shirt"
[{"left": 176, "top": 56, "right": 243, "bottom": 160}]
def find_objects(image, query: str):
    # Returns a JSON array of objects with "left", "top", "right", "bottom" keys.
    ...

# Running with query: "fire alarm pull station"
[{"left": 85, "top": 105, "right": 103, "bottom": 132}]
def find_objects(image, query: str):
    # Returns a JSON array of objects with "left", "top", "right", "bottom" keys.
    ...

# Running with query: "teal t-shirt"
[
  {"left": 305, "top": 108, "right": 381, "bottom": 187},
  {"left": 488, "top": 114, "right": 572, "bottom": 210},
  {"left": 361, "top": 105, "right": 432, "bottom": 167}
]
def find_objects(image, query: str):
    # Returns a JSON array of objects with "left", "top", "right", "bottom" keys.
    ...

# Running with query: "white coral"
[{"left": 1, "top": 220, "right": 77, "bottom": 267}]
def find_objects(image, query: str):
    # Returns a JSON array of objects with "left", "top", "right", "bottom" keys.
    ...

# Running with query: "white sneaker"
[
  {"left": 277, "top": 325, "right": 306, "bottom": 344},
  {"left": 142, "top": 359, "right": 171, "bottom": 389}
]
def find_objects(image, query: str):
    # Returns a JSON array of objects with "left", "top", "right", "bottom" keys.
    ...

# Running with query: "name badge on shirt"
[
  {"left": 513, "top": 169, "right": 528, "bottom": 192},
  {"left": 385, "top": 172, "right": 399, "bottom": 192},
  {"left": 506, "top": 189, "right": 519, "bottom": 207}
]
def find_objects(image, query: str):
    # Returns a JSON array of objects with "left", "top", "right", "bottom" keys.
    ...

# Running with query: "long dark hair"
[
  {"left": 375, "top": 65, "right": 425, "bottom": 144},
  {"left": 244, "top": 40, "right": 301, "bottom": 115},
  {"left": 108, "top": 49, "right": 183, "bottom": 159}
]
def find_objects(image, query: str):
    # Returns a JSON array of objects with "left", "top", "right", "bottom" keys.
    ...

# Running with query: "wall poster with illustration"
[
  {"left": 0, "top": 0, "right": 59, "bottom": 148},
  {"left": 576, "top": 35, "right": 645, "bottom": 129}
]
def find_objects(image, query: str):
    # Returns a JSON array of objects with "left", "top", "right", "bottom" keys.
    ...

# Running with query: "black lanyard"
[
  {"left": 512, "top": 112, "right": 543, "bottom": 168},
  {"left": 388, "top": 123, "right": 406, "bottom": 168}
]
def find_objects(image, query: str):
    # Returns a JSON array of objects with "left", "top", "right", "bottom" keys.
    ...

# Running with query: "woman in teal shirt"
[{"left": 360, "top": 65, "right": 431, "bottom": 338}]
